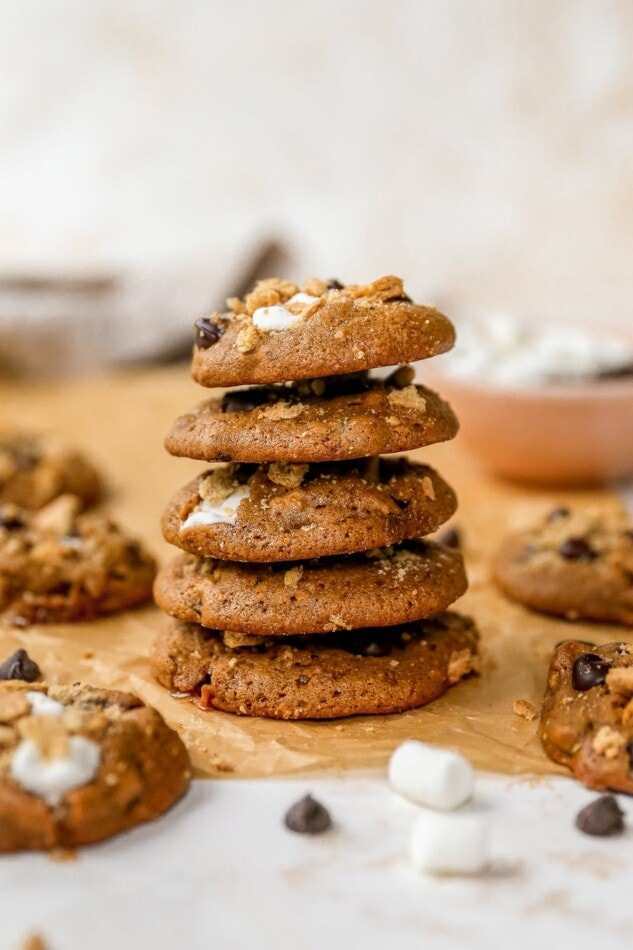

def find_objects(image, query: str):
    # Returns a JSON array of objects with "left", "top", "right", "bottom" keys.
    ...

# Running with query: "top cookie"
[
  {"left": 190, "top": 276, "right": 455, "bottom": 387},
  {"left": 0, "top": 435, "right": 102, "bottom": 510}
]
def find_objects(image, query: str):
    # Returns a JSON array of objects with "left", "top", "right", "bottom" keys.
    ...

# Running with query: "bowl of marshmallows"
[{"left": 422, "top": 314, "right": 633, "bottom": 487}]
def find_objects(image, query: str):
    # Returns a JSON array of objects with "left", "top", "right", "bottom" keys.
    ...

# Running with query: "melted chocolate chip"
[
  {"left": 572, "top": 652, "right": 611, "bottom": 691},
  {"left": 575, "top": 795, "right": 625, "bottom": 836},
  {"left": 0, "top": 649, "right": 41, "bottom": 682},
  {"left": 194, "top": 318, "right": 226, "bottom": 349},
  {"left": 326, "top": 279, "right": 344, "bottom": 290},
  {"left": 558, "top": 537, "right": 597, "bottom": 561},
  {"left": 384, "top": 293, "right": 412, "bottom": 303},
  {"left": 438, "top": 527, "right": 461, "bottom": 549},
  {"left": 284, "top": 794, "right": 332, "bottom": 834},
  {"left": 221, "top": 388, "right": 270, "bottom": 413},
  {"left": 547, "top": 507, "right": 570, "bottom": 522}
]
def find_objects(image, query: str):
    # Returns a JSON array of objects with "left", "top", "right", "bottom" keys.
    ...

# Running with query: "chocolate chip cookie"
[
  {"left": 493, "top": 507, "right": 633, "bottom": 625},
  {"left": 165, "top": 368, "right": 458, "bottom": 464},
  {"left": 162, "top": 458, "right": 456, "bottom": 562},
  {"left": 153, "top": 542, "right": 467, "bottom": 635},
  {"left": 0, "top": 495, "right": 155, "bottom": 624},
  {"left": 190, "top": 276, "right": 455, "bottom": 387},
  {"left": 152, "top": 611, "right": 479, "bottom": 719},
  {"left": 0, "top": 681, "right": 190, "bottom": 851},
  {"left": 541, "top": 640, "right": 633, "bottom": 793},
  {"left": 0, "top": 435, "right": 102, "bottom": 510}
]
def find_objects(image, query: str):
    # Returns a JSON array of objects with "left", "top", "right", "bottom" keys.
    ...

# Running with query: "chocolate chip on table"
[
  {"left": 326, "top": 278, "right": 344, "bottom": 289},
  {"left": 575, "top": 795, "right": 625, "bottom": 836},
  {"left": 194, "top": 318, "right": 226, "bottom": 349},
  {"left": 546, "top": 507, "right": 570, "bottom": 522},
  {"left": 572, "top": 653, "right": 611, "bottom": 691},
  {"left": 0, "top": 649, "right": 41, "bottom": 682},
  {"left": 558, "top": 537, "right": 597, "bottom": 561},
  {"left": 284, "top": 794, "right": 332, "bottom": 834},
  {"left": 438, "top": 527, "right": 461, "bottom": 550}
]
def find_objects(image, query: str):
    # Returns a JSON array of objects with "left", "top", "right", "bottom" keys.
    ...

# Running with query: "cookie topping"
[
  {"left": 572, "top": 653, "right": 611, "bottom": 691},
  {"left": 284, "top": 794, "right": 332, "bottom": 834},
  {"left": 10, "top": 734, "right": 101, "bottom": 806},
  {"left": 181, "top": 481, "right": 250, "bottom": 530},
  {"left": 576, "top": 795, "right": 625, "bottom": 836},
  {"left": 194, "top": 317, "right": 226, "bottom": 349},
  {"left": 266, "top": 462, "right": 309, "bottom": 489},
  {"left": 547, "top": 507, "right": 570, "bottom": 522},
  {"left": 0, "top": 649, "right": 41, "bottom": 683},
  {"left": 326, "top": 278, "right": 344, "bottom": 289},
  {"left": 558, "top": 536, "right": 597, "bottom": 561},
  {"left": 27, "top": 691, "right": 64, "bottom": 716}
]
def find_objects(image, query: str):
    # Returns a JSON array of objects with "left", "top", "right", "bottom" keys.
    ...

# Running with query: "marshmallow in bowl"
[
  {"left": 388, "top": 740, "right": 474, "bottom": 810},
  {"left": 252, "top": 293, "right": 319, "bottom": 332},
  {"left": 442, "top": 314, "right": 632, "bottom": 387}
]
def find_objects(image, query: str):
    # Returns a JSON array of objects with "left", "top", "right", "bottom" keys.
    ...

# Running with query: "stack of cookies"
[{"left": 152, "top": 275, "right": 479, "bottom": 720}]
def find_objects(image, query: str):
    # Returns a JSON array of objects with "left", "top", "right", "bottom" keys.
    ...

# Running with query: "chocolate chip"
[
  {"left": 0, "top": 510, "right": 26, "bottom": 530},
  {"left": 558, "top": 537, "right": 597, "bottom": 561},
  {"left": 284, "top": 794, "right": 332, "bottom": 834},
  {"left": 572, "top": 652, "right": 611, "bottom": 690},
  {"left": 627, "top": 741, "right": 633, "bottom": 771},
  {"left": 575, "top": 795, "right": 625, "bottom": 836},
  {"left": 547, "top": 507, "right": 570, "bottom": 522},
  {"left": 595, "top": 363, "right": 633, "bottom": 380},
  {"left": 221, "top": 388, "right": 269, "bottom": 414},
  {"left": 0, "top": 649, "right": 41, "bottom": 682},
  {"left": 194, "top": 318, "right": 226, "bottom": 349},
  {"left": 326, "top": 279, "right": 344, "bottom": 290},
  {"left": 438, "top": 527, "right": 461, "bottom": 549}
]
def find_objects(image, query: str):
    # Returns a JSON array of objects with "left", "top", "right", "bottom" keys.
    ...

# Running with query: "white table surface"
[{"left": 2, "top": 771, "right": 632, "bottom": 950}]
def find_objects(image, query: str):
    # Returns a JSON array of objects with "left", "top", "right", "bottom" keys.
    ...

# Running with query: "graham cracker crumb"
[
  {"left": 257, "top": 401, "right": 304, "bottom": 421},
  {"left": 606, "top": 667, "right": 633, "bottom": 698},
  {"left": 226, "top": 296, "right": 247, "bottom": 315},
  {"left": 284, "top": 566, "right": 304, "bottom": 589},
  {"left": 513, "top": 698, "right": 538, "bottom": 721},
  {"left": 326, "top": 614, "right": 352, "bottom": 632},
  {"left": 236, "top": 325, "right": 261, "bottom": 353},
  {"left": 591, "top": 725, "right": 625, "bottom": 759},
  {"left": 199, "top": 468, "right": 239, "bottom": 505},
  {"left": 346, "top": 275, "right": 405, "bottom": 301},
  {"left": 447, "top": 648, "right": 476, "bottom": 684},
  {"left": 387, "top": 385, "right": 427, "bottom": 413},
  {"left": 223, "top": 631, "right": 265, "bottom": 649},
  {"left": 267, "top": 462, "right": 309, "bottom": 489},
  {"left": 17, "top": 715, "right": 70, "bottom": 760},
  {"left": 244, "top": 278, "right": 298, "bottom": 315},
  {"left": 421, "top": 476, "right": 436, "bottom": 500},
  {"left": 303, "top": 277, "right": 328, "bottom": 296},
  {"left": 0, "top": 690, "right": 30, "bottom": 723}
]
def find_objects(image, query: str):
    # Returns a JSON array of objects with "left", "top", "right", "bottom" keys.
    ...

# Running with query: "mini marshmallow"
[
  {"left": 410, "top": 810, "right": 489, "bottom": 875},
  {"left": 180, "top": 484, "right": 250, "bottom": 530},
  {"left": 388, "top": 740, "right": 474, "bottom": 810},
  {"left": 10, "top": 736, "right": 101, "bottom": 806},
  {"left": 26, "top": 692, "right": 64, "bottom": 716},
  {"left": 252, "top": 306, "right": 303, "bottom": 332}
]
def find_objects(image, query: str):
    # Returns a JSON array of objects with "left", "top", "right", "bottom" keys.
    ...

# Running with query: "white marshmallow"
[
  {"left": 180, "top": 484, "right": 250, "bottom": 530},
  {"left": 252, "top": 305, "right": 303, "bottom": 332},
  {"left": 410, "top": 810, "right": 489, "bottom": 875},
  {"left": 10, "top": 736, "right": 101, "bottom": 806},
  {"left": 285, "top": 292, "right": 319, "bottom": 306},
  {"left": 26, "top": 691, "right": 64, "bottom": 716},
  {"left": 388, "top": 740, "right": 474, "bottom": 810}
]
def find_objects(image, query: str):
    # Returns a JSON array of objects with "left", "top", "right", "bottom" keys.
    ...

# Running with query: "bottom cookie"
[
  {"left": 152, "top": 612, "right": 480, "bottom": 720},
  {"left": 0, "top": 682, "right": 191, "bottom": 851},
  {"left": 540, "top": 640, "right": 633, "bottom": 794}
]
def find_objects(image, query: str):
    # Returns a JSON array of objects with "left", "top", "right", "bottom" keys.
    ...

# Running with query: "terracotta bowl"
[{"left": 422, "top": 371, "right": 633, "bottom": 487}]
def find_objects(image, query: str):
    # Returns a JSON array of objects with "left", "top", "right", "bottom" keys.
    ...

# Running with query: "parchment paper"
[{"left": 1, "top": 366, "right": 629, "bottom": 778}]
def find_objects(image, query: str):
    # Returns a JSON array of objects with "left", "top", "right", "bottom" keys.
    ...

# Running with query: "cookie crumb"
[
  {"left": 387, "top": 385, "right": 427, "bottom": 413},
  {"left": 447, "top": 649, "right": 475, "bottom": 685},
  {"left": 223, "top": 631, "right": 265, "bottom": 649},
  {"left": 257, "top": 401, "right": 304, "bottom": 421},
  {"left": 591, "top": 725, "right": 625, "bottom": 759},
  {"left": 284, "top": 566, "right": 304, "bottom": 589},
  {"left": 267, "top": 462, "right": 309, "bottom": 489},
  {"left": 302, "top": 277, "right": 328, "bottom": 296},
  {"left": 606, "top": 667, "right": 633, "bottom": 698},
  {"left": 513, "top": 698, "right": 538, "bottom": 721},
  {"left": 236, "top": 325, "right": 261, "bottom": 353},
  {"left": 199, "top": 468, "right": 239, "bottom": 506}
]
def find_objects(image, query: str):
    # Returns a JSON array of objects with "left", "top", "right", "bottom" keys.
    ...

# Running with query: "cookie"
[
  {"left": 0, "top": 495, "right": 155, "bottom": 624},
  {"left": 165, "top": 369, "right": 459, "bottom": 464},
  {"left": 0, "top": 435, "right": 102, "bottom": 510},
  {"left": 493, "top": 507, "right": 633, "bottom": 625},
  {"left": 162, "top": 458, "right": 456, "bottom": 562},
  {"left": 540, "top": 640, "right": 633, "bottom": 793},
  {"left": 152, "top": 611, "right": 479, "bottom": 719},
  {"left": 190, "top": 276, "right": 455, "bottom": 387},
  {"left": 153, "top": 542, "right": 467, "bottom": 635},
  {"left": 0, "top": 681, "right": 190, "bottom": 851}
]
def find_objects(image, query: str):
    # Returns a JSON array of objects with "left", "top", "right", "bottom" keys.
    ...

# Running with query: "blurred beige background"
[{"left": 0, "top": 0, "right": 631, "bottom": 366}]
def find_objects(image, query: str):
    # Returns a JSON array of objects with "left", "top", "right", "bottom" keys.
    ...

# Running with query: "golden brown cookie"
[
  {"left": 153, "top": 542, "right": 467, "bottom": 635},
  {"left": 152, "top": 611, "right": 479, "bottom": 719},
  {"left": 165, "top": 369, "right": 459, "bottom": 464},
  {"left": 190, "top": 276, "right": 455, "bottom": 387},
  {"left": 162, "top": 458, "right": 456, "bottom": 562},
  {"left": 0, "top": 435, "right": 102, "bottom": 510},
  {"left": 0, "top": 496, "right": 155, "bottom": 624},
  {"left": 541, "top": 640, "right": 633, "bottom": 793},
  {"left": 0, "top": 681, "right": 190, "bottom": 851},
  {"left": 493, "top": 507, "right": 633, "bottom": 625}
]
